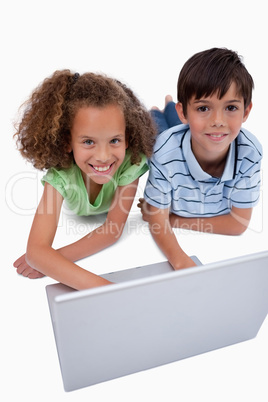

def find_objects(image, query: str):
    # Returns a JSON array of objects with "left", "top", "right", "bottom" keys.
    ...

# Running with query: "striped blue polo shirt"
[{"left": 144, "top": 124, "right": 262, "bottom": 217}]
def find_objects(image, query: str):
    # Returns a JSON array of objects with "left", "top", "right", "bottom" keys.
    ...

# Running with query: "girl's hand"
[{"left": 13, "top": 254, "right": 45, "bottom": 279}]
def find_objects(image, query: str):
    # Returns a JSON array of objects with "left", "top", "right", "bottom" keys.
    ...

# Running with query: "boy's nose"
[{"left": 211, "top": 110, "right": 225, "bottom": 127}]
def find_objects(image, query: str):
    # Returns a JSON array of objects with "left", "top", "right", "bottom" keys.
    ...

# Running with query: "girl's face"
[
  {"left": 176, "top": 82, "right": 252, "bottom": 164},
  {"left": 69, "top": 104, "right": 127, "bottom": 185}
]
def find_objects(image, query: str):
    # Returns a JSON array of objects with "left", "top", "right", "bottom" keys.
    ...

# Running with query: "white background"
[{"left": 2, "top": 0, "right": 268, "bottom": 400}]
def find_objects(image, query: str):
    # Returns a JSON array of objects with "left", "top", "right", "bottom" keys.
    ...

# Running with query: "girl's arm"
[
  {"left": 169, "top": 206, "right": 253, "bottom": 235},
  {"left": 24, "top": 183, "right": 112, "bottom": 290},
  {"left": 57, "top": 178, "right": 139, "bottom": 261},
  {"left": 146, "top": 203, "right": 197, "bottom": 270},
  {"left": 15, "top": 179, "right": 139, "bottom": 288}
]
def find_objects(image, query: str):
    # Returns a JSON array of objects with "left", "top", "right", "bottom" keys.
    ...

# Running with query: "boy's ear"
[
  {"left": 175, "top": 102, "right": 188, "bottom": 124},
  {"left": 243, "top": 101, "right": 253, "bottom": 123}
]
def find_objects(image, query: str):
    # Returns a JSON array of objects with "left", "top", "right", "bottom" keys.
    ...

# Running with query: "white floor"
[{"left": 2, "top": 1, "right": 268, "bottom": 401}]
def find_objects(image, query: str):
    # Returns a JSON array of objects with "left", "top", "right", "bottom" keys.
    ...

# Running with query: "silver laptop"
[{"left": 46, "top": 251, "right": 268, "bottom": 392}]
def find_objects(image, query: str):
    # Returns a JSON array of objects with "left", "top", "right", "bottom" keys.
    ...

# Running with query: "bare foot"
[
  {"left": 151, "top": 95, "right": 173, "bottom": 112},
  {"left": 165, "top": 95, "right": 173, "bottom": 105}
]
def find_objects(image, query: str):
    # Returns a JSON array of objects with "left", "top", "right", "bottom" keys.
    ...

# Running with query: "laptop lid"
[{"left": 46, "top": 251, "right": 268, "bottom": 392}]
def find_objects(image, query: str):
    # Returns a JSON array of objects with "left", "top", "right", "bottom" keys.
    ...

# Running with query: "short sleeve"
[
  {"left": 116, "top": 151, "right": 149, "bottom": 186},
  {"left": 144, "top": 155, "right": 172, "bottom": 209},
  {"left": 231, "top": 160, "right": 262, "bottom": 208},
  {"left": 41, "top": 165, "right": 89, "bottom": 215},
  {"left": 230, "top": 130, "right": 263, "bottom": 209},
  {"left": 41, "top": 167, "right": 69, "bottom": 198}
]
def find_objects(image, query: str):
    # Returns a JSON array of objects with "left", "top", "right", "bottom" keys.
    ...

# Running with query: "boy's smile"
[{"left": 176, "top": 82, "right": 252, "bottom": 172}]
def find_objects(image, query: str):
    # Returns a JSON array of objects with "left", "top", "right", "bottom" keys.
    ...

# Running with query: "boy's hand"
[
  {"left": 137, "top": 198, "right": 150, "bottom": 222},
  {"left": 173, "top": 253, "right": 197, "bottom": 270},
  {"left": 13, "top": 254, "right": 45, "bottom": 279}
]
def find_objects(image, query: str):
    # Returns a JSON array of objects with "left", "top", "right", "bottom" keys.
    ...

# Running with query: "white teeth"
[
  {"left": 93, "top": 165, "right": 110, "bottom": 172},
  {"left": 210, "top": 134, "right": 224, "bottom": 138}
]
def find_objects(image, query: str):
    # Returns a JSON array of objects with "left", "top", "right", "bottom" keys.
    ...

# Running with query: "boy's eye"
[
  {"left": 197, "top": 106, "right": 209, "bottom": 112},
  {"left": 226, "top": 105, "right": 237, "bottom": 112}
]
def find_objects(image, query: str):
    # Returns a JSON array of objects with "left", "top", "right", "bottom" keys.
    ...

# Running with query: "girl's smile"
[
  {"left": 70, "top": 104, "right": 127, "bottom": 186},
  {"left": 89, "top": 162, "right": 115, "bottom": 174}
]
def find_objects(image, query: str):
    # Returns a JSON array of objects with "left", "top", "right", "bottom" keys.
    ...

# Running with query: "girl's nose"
[{"left": 95, "top": 145, "right": 110, "bottom": 162}]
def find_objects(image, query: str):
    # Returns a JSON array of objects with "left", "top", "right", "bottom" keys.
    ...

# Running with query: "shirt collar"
[
  {"left": 221, "top": 140, "right": 236, "bottom": 181},
  {"left": 182, "top": 129, "right": 235, "bottom": 182}
]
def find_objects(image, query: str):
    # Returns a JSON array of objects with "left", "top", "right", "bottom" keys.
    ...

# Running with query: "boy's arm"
[
  {"left": 169, "top": 206, "right": 253, "bottom": 235},
  {"left": 146, "top": 203, "right": 197, "bottom": 270}
]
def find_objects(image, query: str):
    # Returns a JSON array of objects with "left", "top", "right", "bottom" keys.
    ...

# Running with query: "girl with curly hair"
[{"left": 13, "top": 70, "right": 156, "bottom": 290}]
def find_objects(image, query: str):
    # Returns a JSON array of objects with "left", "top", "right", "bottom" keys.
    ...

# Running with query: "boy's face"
[{"left": 176, "top": 82, "right": 252, "bottom": 164}]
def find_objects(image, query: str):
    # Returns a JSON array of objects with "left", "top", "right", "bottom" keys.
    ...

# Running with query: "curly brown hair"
[{"left": 14, "top": 70, "right": 156, "bottom": 170}]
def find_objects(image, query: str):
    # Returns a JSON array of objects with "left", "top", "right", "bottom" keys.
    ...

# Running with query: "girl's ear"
[
  {"left": 125, "top": 133, "right": 129, "bottom": 149},
  {"left": 175, "top": 102, "right": 188, "bottom": 124},
  {"left": 243, "top": 101, "right": 253, "bottom": 123},
  {"left": 66, "top": 143, "right": 72, "bottom": 153}
]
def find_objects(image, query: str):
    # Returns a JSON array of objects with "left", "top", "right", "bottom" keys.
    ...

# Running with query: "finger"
[
  {"left": 18, "top": 266, "right": 32, "bottom": 277},
  {"left": 16, "top": 262, "right": 29, "bottom": 275},
  {"left": 18, "top": 266, "right": 40, "bottom": 278},
  {"left": 137, "top": 198, "right": 145, "bottom": 209},
  {"left": 13, "top": 254, "right": 26, "bottom": 268},
  {"left": 28, "top": 271, "right": 45, "bottom": 279}
]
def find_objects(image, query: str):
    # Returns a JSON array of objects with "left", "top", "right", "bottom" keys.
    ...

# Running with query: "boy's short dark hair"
[{"left": 177, "top": 48, "right": 254, "bottom": 116}]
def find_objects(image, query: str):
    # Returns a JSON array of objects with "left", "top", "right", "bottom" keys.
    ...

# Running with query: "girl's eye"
[
  {"left": 226, "top": 105, "right": 237, "bottom": 112},
  {"left": 110, "top": 138, "right": 120, "bottom": 144},
  {"left": 197, "top": 106, "right": 209, "bottom": 112},
  {"left": 84, "top": 139, "right": 94, "bottom": 146}
]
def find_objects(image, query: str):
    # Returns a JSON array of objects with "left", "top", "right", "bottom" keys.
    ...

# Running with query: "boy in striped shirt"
[{"left": 138, "top": 48, "right": 262, "bottom": 269}]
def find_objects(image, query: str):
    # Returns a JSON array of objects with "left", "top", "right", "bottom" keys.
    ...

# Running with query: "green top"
[{"left": 41, "top": 151, "right": 148, "bottom": 216}]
